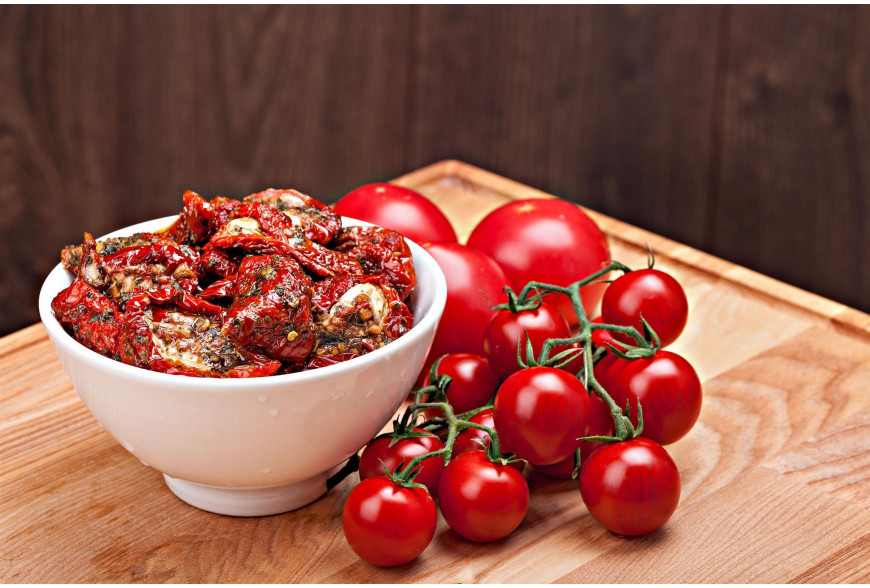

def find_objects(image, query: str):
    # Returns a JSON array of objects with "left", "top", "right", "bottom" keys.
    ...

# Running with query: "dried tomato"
[
  {"left": 331, "top": 226, "right": 417, "bottom": 300},
  {"left": 222, "top": 255, "right": 316, "bottom": 364},
  {"left": 51, "top": 277, "right": 124, "bottom": 359}
]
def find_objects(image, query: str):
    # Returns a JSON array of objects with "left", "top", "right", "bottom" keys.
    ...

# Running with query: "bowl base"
[{"left": 164, "top": 472, "right": 329, "bottom": 517}]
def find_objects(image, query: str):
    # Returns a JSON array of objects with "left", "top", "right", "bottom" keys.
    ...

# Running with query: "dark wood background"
[{"left": 1, "top": 5, "right": 868, "bottom": 335}]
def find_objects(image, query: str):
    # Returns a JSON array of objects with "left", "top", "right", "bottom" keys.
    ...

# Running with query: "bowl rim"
[{"left": 38, "top": 214, "right": 447, "bottom": 390}]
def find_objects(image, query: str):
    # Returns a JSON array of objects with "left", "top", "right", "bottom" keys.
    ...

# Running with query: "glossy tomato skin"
[
  {"left": 359, "top": 429, "right": 446, "bottom": 498},
  {"left": 453, "top": 409, "right": 524, "bottom": 471},
  {"left": 342, "top": 476, "right": 437, "bottom": 566},
  {"left": 601, "top": 269, "right": 689, "bottom": 348},
  {"left": 419, "top": 243, "right": 509, "bottom": 381},
  {"left": 590, "top": 316, "right": 616, "bottom": 349},
  {"left": 482, "top": 303, "right": 572, "bottom": 381},
  {"left": 535, "top": 391, "right": 612, "bottom": 478},
  {"left": 437, "top": 450, "right": 530, "bottom": 542},
  {"left": 494, "top": 367, "right": 596, "bottom": 466},
  {"left": 423, "top": 353, "right": 500, "bottom": 417},
  {"left": 594, "top": 350, "right": 702, "bottom": 445},
  {"left": 467, "top": 199, "right": 610, "bottom": 326},
  {"left": 334, "top": 183, "right": 457, "bottom": 245},
  {"left": 579, "top": 438, "right": 681, "bottom": 536}
]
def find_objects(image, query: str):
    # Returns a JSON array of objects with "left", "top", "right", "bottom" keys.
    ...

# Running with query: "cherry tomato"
[
  {"left": 589, "top": 316, "right": 616, "bottom": 349},
  {"left": 453, "top": 409, "right": 524, "bottom": 471},
  {"left": 359, "top": 429, "right": 446, "bottom": 497},
  {"left": 467, "top": 199, "right": 610, "bottom": 326},
  {"left": 494, "top": 367, "right": 598, "bottom": 466},
  {"left": 419, "top": 243, "right": 509, "bottom": 381},
  {"left": 482, "top": 303, "right": 572, "bottom": 381},
  {"left": 601, "top": 269, "right": 689, "bottom": 348},
  {"left": 335, "top": 183, "right": 457, "bottom": 245},
  {"left": 342, "top": 476, "right": 437, "bottom": 566},
  {"left": 594, "top": 350, "right": 702, "bottom": 445},
  {"left": 437, "top": 450, "right": 529, "bottom": 542},
  {"left": 423, "top": 353, "right": 500, "bottom": 417},
  {"left": 579, "top": 438, "right": 681, "bottom": 536},
  {"left": 535, "top": 391, "right": 612, "bottom": 478}
]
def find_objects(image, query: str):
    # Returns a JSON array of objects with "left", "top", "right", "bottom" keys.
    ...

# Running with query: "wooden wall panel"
[
  {"left": 411, "top": 5, "right": 724, "bottom": 247},
  {"left": 1, "top": 5, "right": 868, "bottom": 335},
  {"left": 714, "top": 6, "right": 870, "bottom": 314}
]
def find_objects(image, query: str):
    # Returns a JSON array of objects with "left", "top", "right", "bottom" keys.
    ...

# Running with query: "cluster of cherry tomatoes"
[{"left": 333, "top": 183, "right": 702, "bottom": 567}]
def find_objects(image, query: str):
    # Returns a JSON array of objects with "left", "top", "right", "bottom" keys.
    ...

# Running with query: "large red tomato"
[
  {"left": 419, "top": 243, "right": 510, "bottom": 380},
  {"left": 335, "top": 183, "right": 457, "bottom": 245},
  {"left": 467, "top": 199, "right": 610, "bottom": 325}
]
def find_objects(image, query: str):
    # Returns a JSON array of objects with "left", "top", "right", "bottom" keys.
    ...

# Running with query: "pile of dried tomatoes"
[
  {"left": 336, "top": 184, "right": 701, "bottom": 566},
  {"left": 51, "top": 189, "right": 416, "bottom": 377}
]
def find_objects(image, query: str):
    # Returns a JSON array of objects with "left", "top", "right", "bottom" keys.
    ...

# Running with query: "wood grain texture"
[
  {"left": 3, "top": 5, "right": 870, "bottom": 336},
  {"left": 3, "top": 161, "right": 870, "bottom": 582}
]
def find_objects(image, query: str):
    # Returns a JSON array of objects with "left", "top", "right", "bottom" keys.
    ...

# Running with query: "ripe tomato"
[
  {"left": 467, "top": 199, "right": 610, "bottom": 326},
  {"left": 579, "top": 438, "right": 681, "bottom": 536},
  {"left": 359, "top": 429, "right": 446, "bottom": 498},
  {"left": 534, "top": 392, "right": 612, "bottom": 479},
  {"left": 423, "top": 353, "right": 500, "bottom": 417},
  {"left": 600, "top": 269, "right": 689, "bottom": 348},
  {"left": 482, "top": 303, "right": 572, "bottom": 381},
  {"left": 342, "top": 476, "right": 437, "bottom": 566},
  {"left": 594, "top": 350, "right": 702, "bottom": 445},
  {"left": 437, "top": 450, "right": 529, "bottom": 542},
  {"left": 452, "top": 409, "right": 524, "bottom": 471},
  {"left": 494, "top": 367, "right": 598, "bottom": 466},
  {"left": 334, "top": 183, "right": 457, "bottom": 245},
  {"left": 589, "top": 316, "right": 616, "bottom": 349},
  {"left": 419, "top": 243, "right": 509, "bottom": 381}
]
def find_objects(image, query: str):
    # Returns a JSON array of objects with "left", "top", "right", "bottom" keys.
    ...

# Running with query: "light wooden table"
[{"left": 3, "top": 161, "right": 870, "bottom": 582}]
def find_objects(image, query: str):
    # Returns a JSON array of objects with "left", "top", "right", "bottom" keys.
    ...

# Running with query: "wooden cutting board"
[{"left": 3, "top": 160, "right": 870, "bottom": 582}]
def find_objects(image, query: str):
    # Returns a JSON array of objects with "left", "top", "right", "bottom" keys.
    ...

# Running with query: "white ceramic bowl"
[{"left": 38, "top": 216, "right": 446, "bottom": 516}]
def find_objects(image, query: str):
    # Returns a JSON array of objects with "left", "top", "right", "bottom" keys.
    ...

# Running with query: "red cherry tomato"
[
  {"left": 359, "top": 429, "right": 446, "bottom": 498},
  {"left": 423, "top": 353, "right": 500, "bottom": 417},
  {"left": 601, "top": 269, "right": 689, "bottom": 348},
  {"left": 335, "top": 183, "right": 457, "bottom": 245},
  {"left": 594, "top": 350, "right": 702, "bottom": 445},
  {"left": 467, "top": 199, "right": 610, "bottom": 326},
  {"left": 453, "top": 409, "right": 524, "bottom": 471},
  {"left": 437, "top": 450, "right": 529, "bottom": 542},
  {"left": 589, "top": 316, "right": 616, "bottom": 349},
  {"left": 482, "top": 303, "right": 572, "bottom": 381},
  {"left": 494, "top": 367, "right": 598, "bottom": 466},
  {"left": 579, "top": 438, "right": 681, "bottom": 536},
  {"left": 535, "top": 391, "right": 612, "bottom": 478},
  {"left": 342, "top": 476, "right": 437, "bottom": 566},
  {"left": 419, "top": 243, "right": 509, "bottom": 381}
]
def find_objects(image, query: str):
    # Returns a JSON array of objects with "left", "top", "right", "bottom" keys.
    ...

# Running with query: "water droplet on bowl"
[
  {"left": 268, "top": 407, "right": 280, "bottom": 417},
  {"left": 262, "top": 468, "right": 272, "bottom": 474},
  {"left": 258, "top": 394, "right": 269, "bottom": 403}
]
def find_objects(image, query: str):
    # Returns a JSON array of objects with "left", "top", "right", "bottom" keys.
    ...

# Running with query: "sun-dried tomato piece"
[
  {"left": 223, "top": 255, "right": 316, "bottom": 364},
  {"left": 199, "top": 277, "right": 236, "bottom": 301},
  {"left": 162, "top": 190, "right": 243, "bottom": 246},
  {"left": 51, "top": 277, "right": 123, "bottom": 359},
  {"left": 243, "top": 188, "right": 341, "bottom": 244},
  {"left": 332, "top": 226, "right": 417, "bottom": 300},
  {"left": 198, "top": 244, "right": 240, "bottom": 279},
  {"left": 118, "top": 291, "right": 280, "bottom": 377},
  {"left": 209, "top": 203, "right": 361, "bottom": 277},
  {"left": 308, "top": 275, "right": 413, "bottom": 367}
]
